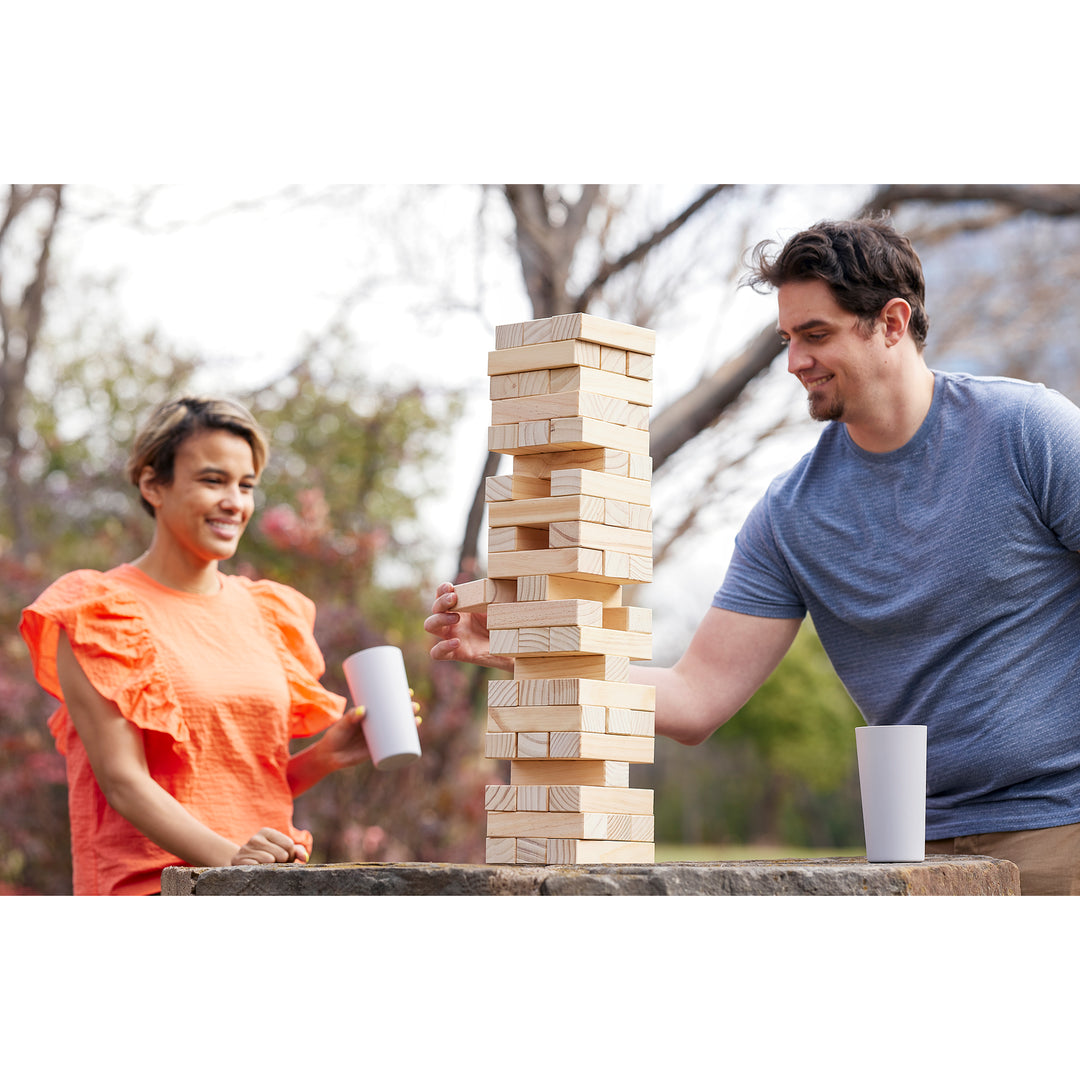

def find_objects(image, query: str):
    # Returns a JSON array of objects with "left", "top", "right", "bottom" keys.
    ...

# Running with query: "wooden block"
[
  {"left": 603, "top": 500, "right": 630, "bottom": 528},
  {"left": 486, "top": 836, "right": 517, "bottom": 863},
  {"left": 489, "top": 369, "right": 550, "bottom": 399},
  {"left": 547, "top": 365, "right": 653, "bottom": 406},
  {"left": 549, "top": 785, "right": 653, "bottom": 814},
  {"left": 515, "top": 837, "right": 548, "bottom": 863},
  {"left": 485, "top": 731, "right": 517, "bottom": 759},
  {"left": 514, "top": 655, "right": 629, "bottom": 682},
  {"left": 491, "top": 391, "right": 648, "bottom": 430},
  {"left": 513, "top": 447, "right": 630, "bottom": 479},
  {"left": 628, "top": 453, "right": 652, "bottom": 480},
  {"left": 547, "top": 416, "right": 650, "bottom": 456},
  {"left": 487, "top": 598, "right": 603, "bottom": 630},
  {"left": 451, "top": 577, "right": 517, "bottom": 614},
  {"left": 550, "top": 521, "right": 651, "bottom": 556},
  {"left": 602, "top": 606, "right": 652, "bottom": 632},
  {"left": 627, "top": 504, "right": 652, "bottom": 530},
  {"left": 487, "top": 547, "right": 604, "bottom": 581},
  {"left": 600, "top": 346, "right": 626, "bottom": 373},
  {"left": 487, "top": 525, "right": 549, "bottom": 553},
  {"left": 487, "top": 811, "right": 638, "bottom": 840},
  {"left": 488, "top": 494, "right": 606, "bottom": 529},
  {"left": 548, "top": 731, "right": 654, "bottom": 763},
  {"left": 601, "top": 551, "right": 652, "bottom": 583},
  {"left": 517, "top": 785, "right": 548, "bottom": 811},
  {"left": 547, "top": 469, "right": 651, "bottom": 505},
  {"left": 515, "top": 575, "right": 623, "bottom": 607},
  {"left": 485, "top": 785, "right": 516, "bottom": 811},
  {"left": 606, "top": 708, "right": 655, "bottom": 736},
  {"left": 488, "top": 339, "right": 602, "bottom": 375},
  {"left": 510, "top": 759, "right": 629, "bottom": 787},
  {"left": 487, "top": 705, "right": 607, "bottom": 733},
  {"left": 495, "top": 313, "right": 655, "bottom": 355},
  {"left": 514, "top": 678, "right": 656, "bottom": 710},
  {"left": 487, "top": 679, "right": 519, "bottom": 708},
  {"left": 626, "top": 351, "right": 653, "bottom": 379},
  {"left": 485, "top": 474, "right": 550, "bottom": 502},
  {"left": 547, "top": 839, "right": 655, "bottom": 864},
  {"left": 494, "top": 322, "right": 525, "bottom": 350},
  {"left": 517, "top": 731, "right": 550, "bottom": 758},
  {"left": 541, "top": 626, "right": 652, "bottom": 660}
]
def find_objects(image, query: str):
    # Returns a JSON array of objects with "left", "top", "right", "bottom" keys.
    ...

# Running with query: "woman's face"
[{"left": 141, "top": 428, "right": 259, "bottom": 566}]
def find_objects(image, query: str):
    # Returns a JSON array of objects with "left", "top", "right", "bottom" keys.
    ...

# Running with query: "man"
[{"left": 426, "top": 217, "right": 1080, "bottom": 895}]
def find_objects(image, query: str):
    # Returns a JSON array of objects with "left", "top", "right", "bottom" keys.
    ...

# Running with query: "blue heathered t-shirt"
[{"left": 714, "top": 370, "right": 1080, "bottom": 839}]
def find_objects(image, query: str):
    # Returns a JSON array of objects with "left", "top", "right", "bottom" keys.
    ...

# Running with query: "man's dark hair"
[{"left": 745, "top": 216, "right": 929, "bottom": 350}]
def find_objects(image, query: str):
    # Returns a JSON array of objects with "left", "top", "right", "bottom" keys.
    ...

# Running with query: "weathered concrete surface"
[{"left": 161, "top": 855, "right": 1019, "bottom": 896}]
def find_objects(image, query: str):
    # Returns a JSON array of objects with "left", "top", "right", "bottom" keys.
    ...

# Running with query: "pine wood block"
[
  {"left": 600, "top": 346, "right": 627, "bottom": 373},
  {"left": 514, "top": 654, "right": 629, "bottom": 681},
  {"left": 451, "top": 577, "right": 516, "bottom": 614},
  {"left": 491, "top": 391, "right": 649, "bottom": 431},
  {"left": 488, "top": 494, "right": 606, "bottom": 529},
  {"left": 487, "top": 705, "right": 607, "bottom": 733},
  {"left": 553, "top": 626, "right": 652, "bottom": 659},
  {"left": 607, "top": 708, "right": 655, "bottom": 736},
  {"left": 494, "top": 313, "right": 656, "bottom": 355},
  {"left": 548, "top": 468, "right": 651, "bottom": 505},
  {"left": 513, "top": 447, "right": 630, "bottom": 479},
  {"left": 510, "top": 759, "right": 630, "bottom": 787},
  {"left": 485, "top": 474, "right": 550, "bottom": 502},
  {"left": 626, "top": 351, "right": 653, "bottom": 379},
  {"left": 516, "top": 575, "right": 622, "bottom": 606},
  {"left": 489, "top": 370, "right": 550, "bottom": 399},
  {"left": 487, "top": 547, "right": 604, "bottom": 581},
  {"left": 628, "top": 453, "right": 652, "bottom": 480},
  {"left": 550, "top": 521, "right": 652, "bottom": 556},
  {"left": 549, "top": 785, "right": 653, "bottom": 814},
  {"left": 491, "top": 627, "right": 556, "bottom": 656},
  {"left": 549, "top": 416, "right": 650, "bottom": 456},
  {"left": 487, "top": 598, "right": 603, "bottom": 630},
  {"left": 488, "top": 338, "right": 602, "bottom": 375},
  {"left": 517, "top": 785, "right": 548, "bottom": 811},
  {"left": 549, "top": 731, "right": 654, "bottom": 763},
  {"left": 627, "top": 504, "right": 652, "bottom": 530},
  {"left": 604, "top": 500, "right": 630, "bottom": 528},
  {"left": 514, "top": 678, "right": 656, "bottom": 710},
  {"left": 487, "top": 811, "right": 643, "bottom": 841},
  {"left": 515, "top": 837, "right": 548, "bottom": 863},
  {"left": 547, "top": 839, "right": 654, "bottom": 864},
  {"left": 602, "top": 551, "right": 652, "bottom": 583},
  {"left": 517, "top": 731, "right": 550, "bottom": 758},
  {"left": 487, "top": 679, "right": 519, "bottom": 707},
  {"left": 485, "top": 731, "right": 516, "bottom": 759},
  {"left": 602, "top": 606, "right": 653, "bottom": 632},
  {"left": 487, "top": 525, "right": 549, "bottom": 553},
  {"left": 548, "top": 365, "right": 653, "bottom": 406},
  {"left": 485, "top": 785, "right": 516, "bottom": 812},
  {"left": 486, "top": 836, "right": 518, "bottom": 863}
]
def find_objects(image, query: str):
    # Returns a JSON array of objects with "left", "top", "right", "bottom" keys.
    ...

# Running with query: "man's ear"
[
  {"left": 138, "top": 466, "right": 163, "bottom": 509},
  {"left": 881, "top": 297, "right": 912, "bottom": 346}
]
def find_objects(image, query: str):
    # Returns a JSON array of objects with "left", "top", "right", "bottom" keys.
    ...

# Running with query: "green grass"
[{"left": 655, "top": 843, "right": 864, "bottom": 862}]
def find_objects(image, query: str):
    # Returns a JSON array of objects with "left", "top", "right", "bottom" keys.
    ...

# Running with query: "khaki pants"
[{"left": 925, "top": 821, "right": 1080, "bottom": 895}]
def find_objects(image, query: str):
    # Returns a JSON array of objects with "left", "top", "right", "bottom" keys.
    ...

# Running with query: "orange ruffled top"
[{"left": 19, "top": 564, "right": 347, "bottom": 896}]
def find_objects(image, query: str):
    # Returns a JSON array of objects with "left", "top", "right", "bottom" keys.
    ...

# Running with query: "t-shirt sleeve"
[
  {"left": 239, "top": 578, "right": 347, "bottom": 737},
  {"left": 18, "top": 570, "right": 187, "bottom": 754},
  {"left": 1018, "top": 385, "right": 1080, "bottom": 552},
  {"left": 712, "top": 490, "right": 808, "bottom": 620}
]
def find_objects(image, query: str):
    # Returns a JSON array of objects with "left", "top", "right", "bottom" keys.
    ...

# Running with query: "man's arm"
[{"left": 632, "top": 606, "right": 802, "bottom": 745}]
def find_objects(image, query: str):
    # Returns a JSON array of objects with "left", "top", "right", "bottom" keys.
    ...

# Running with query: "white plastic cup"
[
  {"left": 855, "top": 725, "right": 927, "bottom": 863},
  {"left": 343, "top": 646, "right": 421, "bottom": 771}
]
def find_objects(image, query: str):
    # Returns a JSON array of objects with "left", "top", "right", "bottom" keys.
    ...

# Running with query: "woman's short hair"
[
  {"left": 745, "top": 215, "right": 930, "bottom": 350},
  {"left": 127, "top": 397, "right": 269, "bottom": 517}
]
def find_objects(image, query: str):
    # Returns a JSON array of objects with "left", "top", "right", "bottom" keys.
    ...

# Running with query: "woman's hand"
[
  {"left": 232, "top": 826, "right": 308, "bottom": 865},
  {"left": 424, "top": 582, "right": 514, "bottom": 670}
]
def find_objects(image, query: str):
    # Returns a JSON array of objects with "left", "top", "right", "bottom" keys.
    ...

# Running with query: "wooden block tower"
[{"left": 460, "top": 311, "right": 656, "bottom": 865}]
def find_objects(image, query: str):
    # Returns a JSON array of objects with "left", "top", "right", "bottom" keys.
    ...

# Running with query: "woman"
[{"left": 20, "top": 396, "right": 411, "bottom": 895}]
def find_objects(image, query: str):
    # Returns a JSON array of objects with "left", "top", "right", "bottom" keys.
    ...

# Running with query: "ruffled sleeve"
[
  {"left": 18, "top": 570, "right": 187, "bottom": 755},
  {"left": 235, "top": 577, "right": 347, "bottom": 738}
]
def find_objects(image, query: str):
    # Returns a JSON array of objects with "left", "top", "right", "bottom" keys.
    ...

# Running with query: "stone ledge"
[{"left": 161, "top": 855, "right": 1019, "bottom": 896}]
